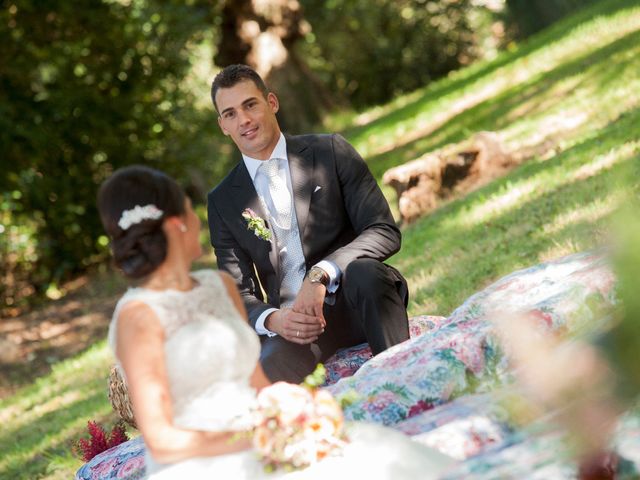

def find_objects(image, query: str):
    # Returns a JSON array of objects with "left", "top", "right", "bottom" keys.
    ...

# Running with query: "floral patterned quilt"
[
  {"left": 326, "top": 250, "right": 616, "bottom": 425},
  {"left": 77, "top": 250, "right": 640, "bottom": 480},
  {"left": 322, "top": 314, "right": 446, "bottom": 386}
]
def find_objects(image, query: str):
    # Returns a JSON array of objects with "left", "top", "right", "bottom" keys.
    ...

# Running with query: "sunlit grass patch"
[
  {"left": 397, "top": 114, "right": 639, "bottom": 316},
  {"left": 0, "top": 342, "right": 118, "bottom": 479},
  {"left": 346, "top": 0, "right": 640, "bottom": 179}
]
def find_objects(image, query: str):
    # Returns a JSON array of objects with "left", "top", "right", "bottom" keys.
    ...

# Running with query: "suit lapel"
[
  {"left": 231, "top": 162, "right": 279, "bottom": 276},
  {"left": 286, "top": 135, "right": 314, "bottom": 244}
]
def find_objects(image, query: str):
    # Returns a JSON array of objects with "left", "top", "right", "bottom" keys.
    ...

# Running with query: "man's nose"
[{"left": 237, "top": 109, "right": 251, "bottom": 125}]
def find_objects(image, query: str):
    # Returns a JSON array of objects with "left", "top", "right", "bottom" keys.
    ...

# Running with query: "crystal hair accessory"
[{"left": 118, "top": 204, "right": 164, "bottom": 230}]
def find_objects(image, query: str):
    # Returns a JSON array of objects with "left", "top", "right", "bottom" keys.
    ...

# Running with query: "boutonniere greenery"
[{"left": 242, "top": 208, "right": 271, "bottom": 241}]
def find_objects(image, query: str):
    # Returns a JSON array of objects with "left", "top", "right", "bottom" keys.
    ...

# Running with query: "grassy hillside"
[
  {"left": 337, "top": 0, "right": 640, "bottom": 316},
  {"left": 1, "top": 0, "right": 639, "bottom": 477}
]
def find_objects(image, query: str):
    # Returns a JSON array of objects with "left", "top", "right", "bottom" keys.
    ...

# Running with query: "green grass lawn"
[{"left": 2, "top": 0, "right": 639, "bottom": 477}]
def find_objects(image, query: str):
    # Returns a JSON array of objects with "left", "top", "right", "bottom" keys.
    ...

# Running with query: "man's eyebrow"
[
  {"left": 241, "top": 96, "right": 259, "bottom": 106},
  {"left": 219, "top": 97, "right": 259, "bottom": 117}
]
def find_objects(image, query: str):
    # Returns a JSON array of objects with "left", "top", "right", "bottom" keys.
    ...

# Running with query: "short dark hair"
[
  {"left": 210, "top": 64, "right": 270, "bottom": 113},
  {"left": 97, "top": 165, "right": 185, "bottom": 279}
]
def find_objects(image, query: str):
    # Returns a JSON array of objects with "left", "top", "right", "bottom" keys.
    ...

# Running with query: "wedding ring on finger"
[{"left": 296, "top": 330, "right": 300, "bottom": 338}]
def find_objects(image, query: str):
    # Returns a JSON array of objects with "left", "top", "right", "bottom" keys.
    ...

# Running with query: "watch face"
[
  {"left": 309, "top": 267, "right": 326, "bottom": 284},
  {"left": 310, "top": 269, "right": 323, "bottom": 282}
]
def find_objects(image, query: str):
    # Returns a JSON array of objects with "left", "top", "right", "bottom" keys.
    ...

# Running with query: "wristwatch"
[{"left": 307, "top": 266, "right": 329, "bottom": 287}]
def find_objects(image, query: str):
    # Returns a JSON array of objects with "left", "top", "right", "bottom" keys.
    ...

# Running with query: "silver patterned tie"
[
  {"left": 259, "top": 159, "right": 291, "bottom": 230},
  {"left": 258, "top": 158, "right": 305, "bottom": 306}
]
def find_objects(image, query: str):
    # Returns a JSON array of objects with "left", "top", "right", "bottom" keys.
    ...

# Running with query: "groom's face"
[{"left": 216, "top": 80, "right": 281, "bottom": 161}]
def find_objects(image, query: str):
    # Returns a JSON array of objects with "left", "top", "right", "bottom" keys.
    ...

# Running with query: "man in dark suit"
[{"left": 207, "top": 64, "right": 409, "bottom": 383}]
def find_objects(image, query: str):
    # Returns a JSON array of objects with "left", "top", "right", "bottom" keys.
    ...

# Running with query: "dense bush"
[
  {"left": 0, "top": 0, "right": 226, "bottom": 311},
  {"left": 505, "top": 0, "right": 599, "bottom": 37},
  {"left": 299, "top": 0, "right": 478, "bottom": 109}
]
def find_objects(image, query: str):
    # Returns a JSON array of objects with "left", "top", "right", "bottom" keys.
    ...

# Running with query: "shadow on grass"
[
  {"left": 1, "top": 327, "right": 111, "bottom": 396},
  {"left": 0, "top": 383, "right": 114, "bottom": 480},
  {"left": 343, "top": 0, "right": 637, "bottom": 145},
  {"left": 365, "top": 25, "right": 640, "bottom": 179},
  {"left": 0, "top": 340, "right": 117, "bottom": 479},
  {"left": 396, "top": 107, "right": 640, "bottom": 315}
]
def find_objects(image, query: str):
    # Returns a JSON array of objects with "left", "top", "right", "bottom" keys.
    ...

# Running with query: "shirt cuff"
[
  {"left": 315, "top": 260, "right": 341, "bottom": 294},
  {"left": 255, "top": 308, "right": 279, "bottom": 336}
]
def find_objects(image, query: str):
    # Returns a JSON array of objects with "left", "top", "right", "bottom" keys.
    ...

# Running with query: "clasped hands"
[{"left": 264, "top": 279, "right": 326, "bottom": 344}]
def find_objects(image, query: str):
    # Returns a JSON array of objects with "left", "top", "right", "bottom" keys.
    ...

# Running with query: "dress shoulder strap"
[{"left": 107, "top": 287, "right": 168, "bottom": 358}]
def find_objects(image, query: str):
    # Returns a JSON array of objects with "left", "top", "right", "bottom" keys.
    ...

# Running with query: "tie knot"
[{"left": 260, "top": 158, "right": 280, "bottom": 178}]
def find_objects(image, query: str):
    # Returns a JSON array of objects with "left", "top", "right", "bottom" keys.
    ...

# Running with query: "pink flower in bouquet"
[
  {"left": 255, "top": 381, "right": 313, "bottom": 425},
  {"left": 252, "top": 379, "right": 347, "bottom": 472}
]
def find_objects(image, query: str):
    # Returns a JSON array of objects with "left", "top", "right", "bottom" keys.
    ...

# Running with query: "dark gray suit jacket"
[{"left": 207, "top": 133, "right": 401, "bottom": 328}]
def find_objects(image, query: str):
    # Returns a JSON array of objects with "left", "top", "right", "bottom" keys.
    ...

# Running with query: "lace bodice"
[{"left": 108, "top": 270, "right": 261, "bottom": 432}]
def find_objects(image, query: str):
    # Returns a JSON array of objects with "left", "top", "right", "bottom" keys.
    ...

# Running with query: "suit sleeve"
[
  {"left": 323, "top": 134, "right": 401, "bottom": 271},
  {"left": 207, "top": 192, "right": 273, "bottom": 329}
]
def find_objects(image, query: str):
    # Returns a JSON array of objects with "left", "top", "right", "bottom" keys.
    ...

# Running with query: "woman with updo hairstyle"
[
  {"left": 98, "top": 165, "right": 186, "bottom": 279},
  {"left": 97, "top": 165, "right": 272, "bottom": 478},
  {"left": 95, "top": 166, "right": 450, "bottom": 479}
]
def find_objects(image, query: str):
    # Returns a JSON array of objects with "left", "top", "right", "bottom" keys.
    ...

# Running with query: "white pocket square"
[{"left": 314, "top": 185, "right": 322, "bottom": 193}]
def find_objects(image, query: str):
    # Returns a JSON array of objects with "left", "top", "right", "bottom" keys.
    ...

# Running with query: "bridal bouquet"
[{"left": 252, "top": 367, "right": 347, "bottom": 472}]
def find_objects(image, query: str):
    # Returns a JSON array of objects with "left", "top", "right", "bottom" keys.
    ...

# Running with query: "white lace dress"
[{"left": 109, "top": 270, "right": 453, "bottom": 479}]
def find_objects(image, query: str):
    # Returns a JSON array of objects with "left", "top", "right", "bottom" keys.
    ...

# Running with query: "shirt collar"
[{"left": 242, "top": 133, "right": 287, "bottom": 182}]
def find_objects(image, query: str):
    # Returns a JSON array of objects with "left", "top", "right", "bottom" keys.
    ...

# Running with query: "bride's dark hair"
[{"left": 98, "top": 165, "right": 185, "bottom": 279}]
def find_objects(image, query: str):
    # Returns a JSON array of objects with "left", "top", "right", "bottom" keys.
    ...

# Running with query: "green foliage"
[
  {"left": 0, "top": 0, "right": 226, "bottom": 311},
  {"left": 302, "top": 363, "right": 327, "bottom": 388},
  {"left": 336, "top": 389, "right": 360, "bottom": 410},
  {"left": 506, "top": 0, "right": 599, "bottom": 38},
  {"left": 299, "top": 0, "right": 478, "bottom": 108},
  {"left": 0, "top": 191, "right": 42, "bottom": 308},
  {"left": 602, "top": 172, "right": 640, "bottom": 403}
]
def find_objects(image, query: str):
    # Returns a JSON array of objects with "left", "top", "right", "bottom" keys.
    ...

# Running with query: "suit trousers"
[{"left": 259, "top": 258, "right": 410, "bottom": 383}]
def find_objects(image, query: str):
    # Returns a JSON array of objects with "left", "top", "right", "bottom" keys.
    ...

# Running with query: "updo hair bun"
[
  {"left": 112, "top": 220, "right": 168, "bottom": 279},
  {"left": 97, "top": 165, "right": 186, "bottom": 279}
]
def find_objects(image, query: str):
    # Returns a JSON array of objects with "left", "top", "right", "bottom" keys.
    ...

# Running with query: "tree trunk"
[
  {"left": 214, "top": 0, "right": 335, "bottom": 133},
  {"left": 383, "top": 132, "right": 514, "bottom": 224}
]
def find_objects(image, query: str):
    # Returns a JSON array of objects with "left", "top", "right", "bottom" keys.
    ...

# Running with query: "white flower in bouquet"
[
  {"left": 254, "top": 382, "right": 313, "bottom": 425},
  {"left": 252, "top": 365, "right": 348, "bottom": 473}
]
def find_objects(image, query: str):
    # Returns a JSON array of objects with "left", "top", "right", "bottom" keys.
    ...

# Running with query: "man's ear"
[
  {"left": 217, "top": 115, "right": 229, "bottom": 136},
  {"left": 267, "top": 92, "right": 279, "bottom": 114}
]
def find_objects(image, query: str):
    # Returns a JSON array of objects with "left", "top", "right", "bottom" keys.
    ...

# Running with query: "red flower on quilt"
[{"left": 408, "top": 399, "right": 434, "bottom": 417}]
